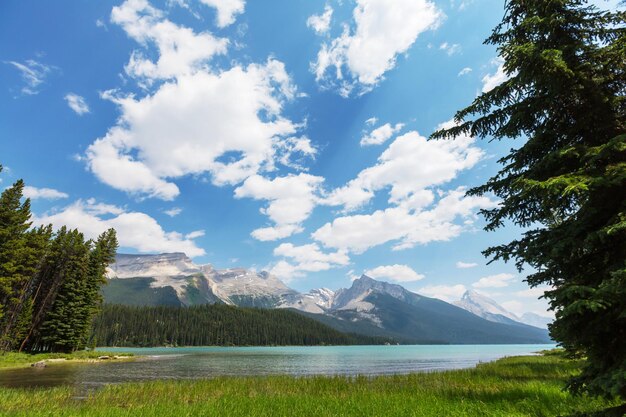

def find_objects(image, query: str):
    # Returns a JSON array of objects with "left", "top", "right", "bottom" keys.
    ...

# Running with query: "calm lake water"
[{"left": 0, "top": 344, "right": 555, "bottom": 390}]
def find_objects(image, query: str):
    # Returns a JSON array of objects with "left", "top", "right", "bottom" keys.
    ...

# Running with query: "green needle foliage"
[
  {"left": 433, "top": 0, "right": 625, "bottom": 404},
  {"left": 0, "top": 165, "right": 118, "bottom": 353}
]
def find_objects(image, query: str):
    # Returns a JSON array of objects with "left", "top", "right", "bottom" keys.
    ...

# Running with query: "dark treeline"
[
  {"left": 0, "top": 166, "right": 117, "bottom": 353},
  {"left": 92, "top": 304, "right": 390, "bottom": 347}
]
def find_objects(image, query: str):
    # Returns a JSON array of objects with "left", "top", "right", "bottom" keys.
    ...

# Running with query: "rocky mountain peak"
[{"left": 454, "top": 290, "right": 520, "bottom": 323}]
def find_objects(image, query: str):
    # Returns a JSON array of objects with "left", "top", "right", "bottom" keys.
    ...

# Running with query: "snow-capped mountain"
[
  {"left": 453, "top": 290, "right": 520, "bottom": 324},
  {"left": 107, "top": 253, "right": 298, "bottom": 308},
  {"left": 309, "top": 275, "right": 550, "bottom": 344},
  {"left": 520, "top": 312, "right": 553, "bottom": 329},
  {"left": 307, "top": 288, "right": 335, "bottom": 309},
  {"left": 332, "top": 275, "right": 417, "bottom": 310},
  {"left": 452, "top": 290, "right": 553, "bottom": 329},
  {"left": 104, "top": 254, "right": 551, "bottom": 344}
]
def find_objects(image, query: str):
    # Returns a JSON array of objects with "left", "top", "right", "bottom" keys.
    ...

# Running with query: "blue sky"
[{"left": 1, "top": 0, "right": 619, "bottom": 317}]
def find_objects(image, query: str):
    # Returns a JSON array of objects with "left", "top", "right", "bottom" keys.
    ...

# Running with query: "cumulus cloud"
[
  {"left": 87, "top": 59, "right": 306, "bottom": 199},
  {"left": 111, "top": 0, "right": 228, "bottom": 82},
  {"left": 198, "top": 0, "right": 245, "bottom": 27},
  {"left": 326, "top": 123, "right": 484, "bottom": 211},
  {"left": 364, "top": 264, "right": 424, "bottom": 282},
  {"left": 6, "top": 59, "right": 54, "bottom": 95},
  {"left": 314, "top": 188, "right": 496, "bottom": 253},
  {"left": 418, "top": 284, "right": 467, "bottom": 302},
  {"left": 270, "top": 242, "right": 349, "bottom": 280},
  {"left": 307, "top": 5, "right": 333, "bottom": 35},
  {"left": 64, "top": 93, "right": 90, "bottom": 115},
  {"left": 23, "top": 186, "right": 69, "bottom": 200},
  {"left": 312, "top": 0, "right": 442, "bottom": 95},
  {"left": 313, "top": 120, "right": 495, "bottom": 255},
  {"left": 34, "top": 199, "right": 205, "bottom": 257},
  {"left": 456, "top": 261, "right": 478, "bottom": 269},
  {"left": 482, "top": 58, "right": 511, "bottom": 93},
  {"left": 234, "top": 173, "right": 324, "bottom": 240},
  {"left": 472, "top": 273, "right": 516, "bottom": 288},
  {"left": 360, "top": 122, "right": 404, "bottom": 146},
  {"left": 86, "top": 1, "right": 311, "bottom": 205}
]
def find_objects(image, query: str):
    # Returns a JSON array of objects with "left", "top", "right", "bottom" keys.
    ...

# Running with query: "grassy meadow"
[{"left": 0, "top": 353, "right": 619, "bottom": 417}]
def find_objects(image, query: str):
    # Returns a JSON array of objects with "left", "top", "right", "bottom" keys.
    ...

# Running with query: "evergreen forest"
[
  {"left": 91, "top": 303, "right": 390, "bottom": 347},
  {"left": 0, "top": 166, "right": 118, "bottom": 353}
]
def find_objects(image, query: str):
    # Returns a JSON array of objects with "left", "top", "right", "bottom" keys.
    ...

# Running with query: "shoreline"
[
  {"left": 0, "top": 354, "right": 618, "bottom": 416},
  {"left": 0, "top": 351, "right": 136, "bottom": 371}
]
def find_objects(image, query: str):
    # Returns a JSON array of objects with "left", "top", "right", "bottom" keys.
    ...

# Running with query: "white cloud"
[
  {"left": 418, "top": 284, "right": 467, "bottom": 302},
  {"left": 164, "top": 207, "right": 182, "bottom": 217},
  {"left": 22, "top": 186, "right": 69, "bottom": 200},
  {"left": 270, "top": 242, "right": 349, "bottom": 280},
  {"left": 458, "top": 67, "right": 472, "bottom": 76},
  {"left": 326, "top": 123, "right": 484, "bottom": 211},
  {"left": 250, "top": 224, "right": 304, "bottom": 241},
  {"left": 185, "top": 230, "right": 205, "bottom": 239},
  {"left": 88, "top": 2, "right": 311, "bottom": 206},
  {"left": 198, "top": 0, "right": 245, "bottom": 27},
  {"left": 312, "top": 0, "right": 442, "bottom": 95},
  {"left": 34, "top": 199, "right": 205, "bottom": 257},
  {"left": 364, "top": 264, "right": 424, "bottom": 282},
  {"left": 307, "top": 5, "right": 333, "bottom": 35},
  {"left": 6, "top": 59, "right": 53, "bottom": 95},
  {"left": 87, "top": 58, "right": 306, "bottom": 200},
  {"left": 360, "top": 122, "right": 404, "bottom": 146},
  {"left": 439, "top": 42, "right": 460, "bottom": 56},
  {"left": 314, "top": 188, "right": 495, "bottom": 253},
  {"left": 111, "top": 0, "right": 228, "bottom": 82},
  {"left": 89, "top": 1, "right": 315, "bottom": 251},
  {"left": 234, "top": 173, "right": 324, "bottom": 241},
  {"left": 314, "top": 120, "right": 495, "bottom": 254},
  {"left": 481, "top": 58, "right": 511, "bottom": 93},
  {"left": 64, "top": 93, "right": 90, "bottom": 115},
  {"left": 346, "top": 269, "right": 360, "bottom": 281},
  {"left": 456, "top": 261, "right": 478, "bottom": 269},
  {"left": 472, "top": 273, "right": 516, "bottom": 288}
]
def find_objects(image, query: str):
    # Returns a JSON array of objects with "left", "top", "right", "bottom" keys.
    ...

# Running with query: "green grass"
[
  {"left": 0, "top": 354, "right": 619, "bottom": 416},
  {"left": 0, "top": 351, "right": 134, "bottom": 370}
]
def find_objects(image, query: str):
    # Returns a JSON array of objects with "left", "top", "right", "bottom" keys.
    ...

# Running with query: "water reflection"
[{"left": 0, "top": 344, "right": 554, "bottom": 390}]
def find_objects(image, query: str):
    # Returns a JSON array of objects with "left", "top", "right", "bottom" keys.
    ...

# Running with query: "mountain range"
[{"left": 104, "top": 253, "right": 552, "bottom": 344}]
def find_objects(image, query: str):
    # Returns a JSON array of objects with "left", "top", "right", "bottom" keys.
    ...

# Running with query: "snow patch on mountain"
[
  {"left": 454, "top": 290, "right": 520, "bottom": 323},
  {"left": 108, "top": 253, "right": 200, "bottom": 278}
]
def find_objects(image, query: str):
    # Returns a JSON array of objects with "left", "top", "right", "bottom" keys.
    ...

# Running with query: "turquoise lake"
[{"left": 0, "top": 344, "right": 555, "bottom": 389}]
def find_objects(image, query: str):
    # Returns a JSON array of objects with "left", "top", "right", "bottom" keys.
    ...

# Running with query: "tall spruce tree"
[
  {"left": 0, "top": 166, "right": 50, "bottom": 351},
  {"left": 78, "top": 229, "right": 117, "bottom": 349},
  {"left": 433, "top": 0, "right": 625, "bottom": 404},
  {"left": 0, "top": 165, "right": 118, "bottom": 353}
]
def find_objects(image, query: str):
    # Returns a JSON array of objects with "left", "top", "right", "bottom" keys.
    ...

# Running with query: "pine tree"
[
  {"left": 0, "top": 166, "right": 50, "bottom": 351},
  {"left": 36, "top": 228, "right": 90, "bottom": 353},
  {"left": 433, "top": 0, "right": 625, "bottom": 404},
  {"left": 77, "top": 229, "right": 117, "bottom": 349}
]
